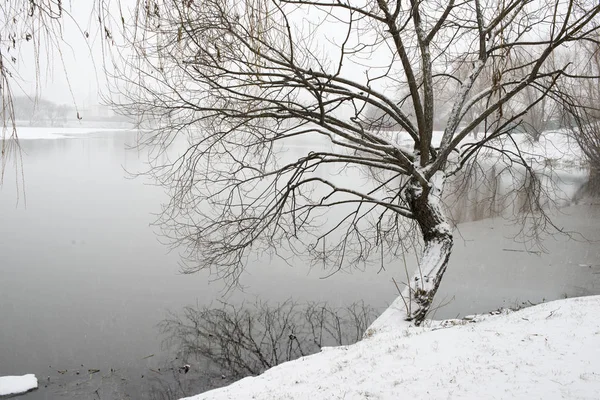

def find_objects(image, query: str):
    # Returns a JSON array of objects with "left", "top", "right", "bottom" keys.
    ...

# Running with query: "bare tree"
[{"left": 112, "top": 0, "right": 600, "bottom": 327}]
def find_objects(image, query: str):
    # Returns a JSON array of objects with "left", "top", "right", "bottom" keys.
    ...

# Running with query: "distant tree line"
[{"left": 12, "top": 96, "right": 70, "bottom": 126}]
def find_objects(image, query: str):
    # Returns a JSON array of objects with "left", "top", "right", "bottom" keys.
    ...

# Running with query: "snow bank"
[
  {"left": 501, "top": 131, "right": 585, "bottom": 170},
  {"left": 390, "top": 130, "right": 585, "bottom": 170},
  {"left": 0, "top": 374, "right": 38, "bottom": 397},
  {"left": 184, "top": 296, "right": 600, "bottom": 400}
]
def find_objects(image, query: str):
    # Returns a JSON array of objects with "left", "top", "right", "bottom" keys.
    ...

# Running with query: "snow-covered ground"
[
  {"left": 388, "top": 129, "right": 585, "bottom": 167},
  {"left": 441, "top": 130, "right": 585, "bottom": 170},
  {"left": 0, "top": 374, "right": 37, "bottom": 397},
  {"left": 511, "top": 131, "right": 584, "bottom": 168},
  {"left": 184, "top": 296, "right": 600, "bottom": 400}
]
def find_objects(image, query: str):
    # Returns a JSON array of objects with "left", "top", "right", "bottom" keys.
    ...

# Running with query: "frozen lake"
[{"left": 1, "top": 130, "right": 599, "bottom": 399}]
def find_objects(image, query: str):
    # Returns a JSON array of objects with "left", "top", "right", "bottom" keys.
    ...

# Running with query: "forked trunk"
[{"left": 368, "top": 172, "right": 453, "bottom": 331}]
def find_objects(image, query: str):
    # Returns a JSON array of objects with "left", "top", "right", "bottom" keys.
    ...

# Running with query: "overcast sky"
[{"left": 15, "top": 2, "right": 123, "bottom": 107}]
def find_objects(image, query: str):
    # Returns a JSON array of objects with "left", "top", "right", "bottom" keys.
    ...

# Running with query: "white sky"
[{"left": 14, "top": 1, "right": 124, "bottom": 107}]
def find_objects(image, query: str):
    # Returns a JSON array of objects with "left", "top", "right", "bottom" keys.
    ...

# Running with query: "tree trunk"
[
  {"left": 572, "top": 166, "right": 600, "bottom": 202},
  {"left": 403, "top": 174, "right": 454, "bottom": 326},
  {"left": 367, "top": 172, "right": 453, "bottom": 332}
]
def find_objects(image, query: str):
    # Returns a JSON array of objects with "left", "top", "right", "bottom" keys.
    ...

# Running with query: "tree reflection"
[{"left": 158, "top": 300, "right": 377, "bottom": 382}]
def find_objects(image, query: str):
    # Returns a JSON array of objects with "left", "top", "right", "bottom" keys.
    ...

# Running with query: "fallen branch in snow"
[{"left": 546, "top": 308, "right": 560, "bottom": 319}]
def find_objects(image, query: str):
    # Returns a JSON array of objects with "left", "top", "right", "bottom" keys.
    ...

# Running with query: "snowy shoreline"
[
  {"left": 2, "top": 126, "right": 136, "bottom": 140},
  {"left": 184, "top": 296, "right": 600, "bottom": 400}
]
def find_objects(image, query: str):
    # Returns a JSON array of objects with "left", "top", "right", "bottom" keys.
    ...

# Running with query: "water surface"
[{"left": 1, "top": 130, "right": 599, "bottom": 399}]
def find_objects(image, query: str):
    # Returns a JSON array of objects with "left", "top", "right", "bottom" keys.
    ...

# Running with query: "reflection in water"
[{"left": 147, "top": 300, "right": 376, "bottom": 399}]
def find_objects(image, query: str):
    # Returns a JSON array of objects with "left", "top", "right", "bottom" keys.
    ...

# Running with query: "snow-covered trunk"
[
  {"left": 403, "top": 173, "right": 453, "bottom": 326},
  {"left": 368, "top": 172, "right": 453, "bottom": 332}
]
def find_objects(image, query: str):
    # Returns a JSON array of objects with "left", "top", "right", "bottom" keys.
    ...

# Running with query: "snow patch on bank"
[
  {"left": 183, "top": 296, "right": 600, "bottom": 400},
  {"left": 0, "top": 374, "right": 38, "bottom": 397}
]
